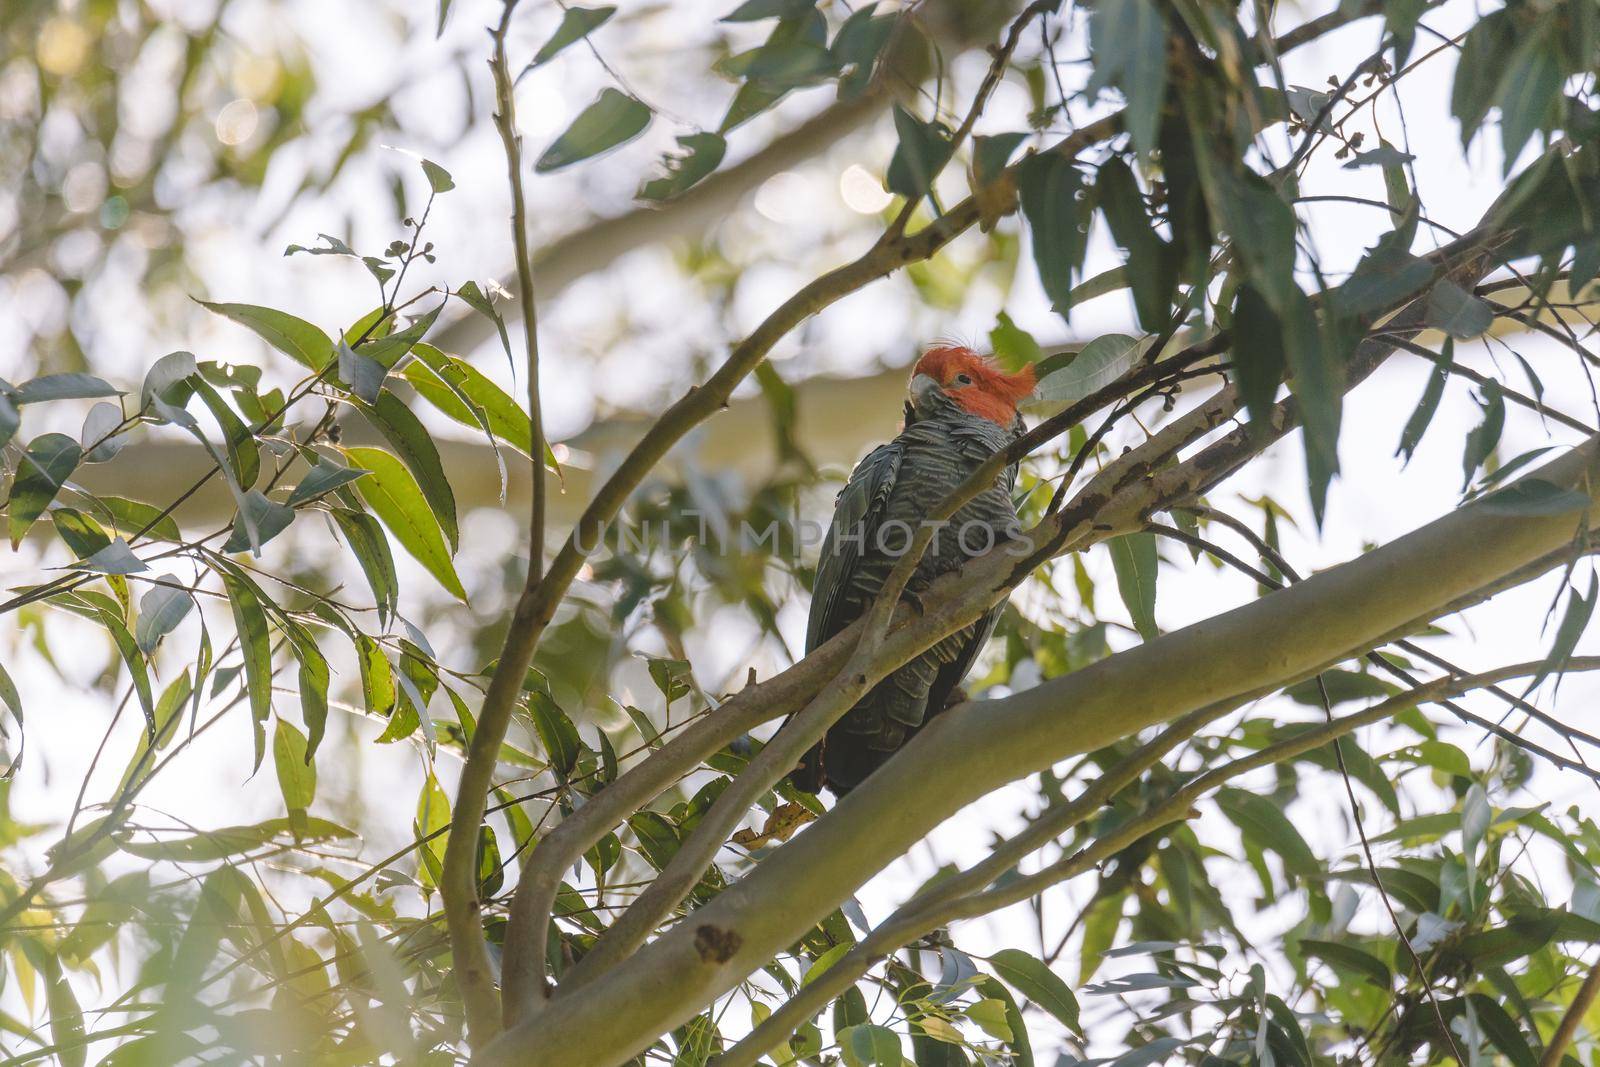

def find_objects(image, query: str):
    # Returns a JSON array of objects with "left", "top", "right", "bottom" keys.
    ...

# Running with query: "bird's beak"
[{"left": 909, "top": 373, "right": 940, "bottom": 407}]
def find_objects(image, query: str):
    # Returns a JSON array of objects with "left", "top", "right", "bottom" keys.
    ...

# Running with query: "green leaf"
[
  {"left": 287, "top": 458, "right": 370, "bottom": 506},
  {"left": 1425, "top": 279, "right": 1494, "bottom": 338},
  {"left": 1397, "top": 337, "right": 1451, "bottom": 463},
  {"left": 221, "top": 490, "right": 295, "bottom": 555},
  {"left": 723, "top": 0, "right": 814, "bottom": 19},
  {"left": 354, "top": 390, "right": 459, "bottom": 550},
  {"left": 537, "top": 88, "right": 652, "bottom": 172},
  {"left": 72, "top": 538, "right": 148, "bottom": 575},
  {"left": 973, "top": 132, "right": 1028, "bottom": 188},
  {"left": 139, "top": 350, "right": 198, "bottom": 411},
  {"left": 1299, "top": 938, "right": 1392, "bottom": 988},
  {"left": 98, "top": 610, "right": 155, "bottom": 735},
  {"left": 975, "top": 976, "right": 1033, "bottom": 1066},
  {"left": 1527, "top": 571, "right": 1598, "bottom": 693},
  {"left": 345, "top": 446, "right": 466, "bottom": 601},
  {"left": 454, "top": 282, "right": 515, "bottom": 374},
  {"left": 416, "top": 772, "right": 451, "bottom": 890},
  {"left": 1284, "top": 669, "right": 1391, "bottom": 706},
  {"left": 886, "top": 105, "right": 954, "bottom": 201},
  {"left": 1461, "top": 381, "right": 1505, "bottom": 490},
  {"left": 404, "top": 343, "right": 535, "bottom": 458},
  {"left": 1030, "top": 334, "right": 1144, "bottom": 410},
  {"left": 94, "top": 496, "right": 181, "bottom": 542},
  {"left": 1108, "top": 532, "right": 1159, "bottom": 641},
  {"left": 217, "top": 565, "right": 274, "bottom": 769},
  {"left": 360, "top": 302, "right": 443, "bottom": 370},
  {"left": 0, "top": 660, "right": 23, "bottom": 780},
  {"left": 1467, "top": 992, "right": 1537, "bottom": 1067},
  {"left": 1088, "top": 0, "right": 1168, "bottom": 154},
  {"left": 12, "top": 373, "right": 120, "bottom": 404},
  {"left": 1493, "top": 32, "right": 1561, "bottom": 170},
  {"left": 288, "top": 629, "right": 330, "bottom": 761},
  {"left": 191, "top": 378, "right": 261, "bottom": 490},
  {"left": 1232, "top": 284, "right": 1288, "bottom": 428},
  {"left": 7, "top": 433, "right": 81, "bottom": 545},
  {"left": 197, "top": 301, "right": 333, "bottom": 371},
  {"left": 988, "top": 948, "right": 1081, "bottom": 1035},
  {"left": 51, "top": 507, "right": 110, "bottom": 558},
  {"left": 1217, "top": 788, "right": 1320, "bottom": 878},
  {"left": 529, "top": 690, "right": 582, "bottom": 781},
  {"left": 840, "top": 1024, "right": 901, "bottom": 1067},
  {"left": 1481, "top": 477, "right": 1590, "bottom": 516},
  {"left": 120, "top": 817, "right": 355, "bottom": 862},
  {"left": 989, "top": 312, "right": 1044, "bottom": 372},
  {"left": 331, "top": 506, "right": 399, "bottom": 622},
  {"left": 338, "top": 337, "right": 387, "bottom": 404},
  {"left": 135, "top": 582, "right": 193, "bottom": 653},
  {"left": 531, "top": 5, "right": 616, "bottom": 66},
  {"left": 421, "top": 157, "right": 454, "bottom": 194},
  {"left": 1017, "top": 154, "right": 1088, "bottom": 317},
  {"left": 273, "top": 717, "right": 317, "bottom": 816},
  {"left": 0, "top": 392, "right": 17, "bottom": 450},
  {"left": 800, "top": 942, "right": 851, "bottom": 986},
  {"left": 639, "top": 133, "right": 728, "bottom": 202}
]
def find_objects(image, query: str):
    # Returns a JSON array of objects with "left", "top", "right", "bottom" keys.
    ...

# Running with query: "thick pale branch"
[
  {"left": 716, "top": 658, "right": 1598, "bottom": 1066},
  {"left": 480, "top": 437, "right": 1600, "bottom": 1067}
]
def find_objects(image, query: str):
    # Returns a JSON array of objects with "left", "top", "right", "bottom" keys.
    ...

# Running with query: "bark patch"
[{"left": 694, "top": 924, "right": 742, "bottom": 964}]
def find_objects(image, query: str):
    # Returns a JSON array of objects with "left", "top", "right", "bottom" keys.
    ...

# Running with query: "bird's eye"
[{"left": 953, "top": 373, "right": 973, "bottom": 386}]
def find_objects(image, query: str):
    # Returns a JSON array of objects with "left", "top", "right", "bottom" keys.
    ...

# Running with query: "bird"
[{"left": 791, "top": 345, "right": 1036, "bottom": 795}]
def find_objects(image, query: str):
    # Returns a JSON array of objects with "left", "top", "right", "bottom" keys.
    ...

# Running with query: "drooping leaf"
[
  {"left": 530, "top": 5, "right": 616, "bottom": 67},
  {"left": 221, "top": 491, "right": 295, "bottom": 555},
  {"left": 1017, "top": 154, "right": 1088, "bottom": 317},
  {"left": 331, "top": 506, "right": 400, "bottom": 622},
  {"left": 1397, "top": 337, "right": 1451, "bottom": 463},
  {"left": 1492, "top": 31, "right": 1561, "bottom": 171},
  {"left": 135, "top": 582, "right": 194, "bottom": 653},
  {"left": 1232, "top": 284, "right": 1287, "bottom": 429},
  {"left": 988, "top": 949, "right": 1081, "bottom": 1035},
  {"left": 639, "top": 133, "right": 727, "bottom": 202},
  {"left": 273, "top": 718, "right": 317, "bottom": 818},
  {"left": 71, "top": 538, "right": 148, "bottom": 575},
  {"left": 420, "top": 157, "right": 455, "bottom": 194},
  {"left": 80, "top": 402, "right": 128, "bottom": 463},
  {"left": 287, "top": 458, "right": 370, "bottom": 506},
  {"left": 416, "top": 772, "right": 451, "bottom": 890},
  {"left": 1299, "top": 939, "right": 1392, "bottom": 988},
  {"left": 216, "top": 565, "right": 275, "bottom": 769},
  {"left": 537, "top": 88, "right": 652, "bottom": 172},
  {"left": 1088, "top": 0, "right": 1168, "bottom": 154},
  {"left": 454, "top": 281, "right": 515, "bottom": 374},
  {"left": 1217, "top": 788, "right": 1320, "bottom": 878},
  {"left": 1425, "top": 279, "right": 1494, "bottom": 338},
  {"left": 886, "top": 105, "right": 955, "bottom": 201},
  {"left": 12, "top": 373, "right": 121, "bottom": 404},
  {"left": 197, "top": 301, "right": 334, "bottom": 371},
  {"left": 1461, "top": 381, "right": 1506, "bottom": 490},
  {"left": 344, "top": 446, "right": 466, "bottom": 601},
  {"left": 1526, "top": 571, "right": 1598, "bottom": 693},
  {"left": 354, "top": 390, "right": 459, "bottom": 550},
  {"left": 139, "top": 350, "right": 198, "bottom": 411},
  {"left": 7, "top": 433, "right": 82, "bottom": 546},
  {"left": 1108, "top": 532, "right": 1159, "bottom": 641}
]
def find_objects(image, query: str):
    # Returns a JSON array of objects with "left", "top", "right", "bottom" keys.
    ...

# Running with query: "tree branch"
[
  {"left": 716, "top": 657, "right": 1599, "bottom": 1066},
  {"left": 440, "top": 0, "right": 544, "bottom": 1043},
  {"left": 479, "top": 424, "right": 1600, "bottom": 1065}
]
